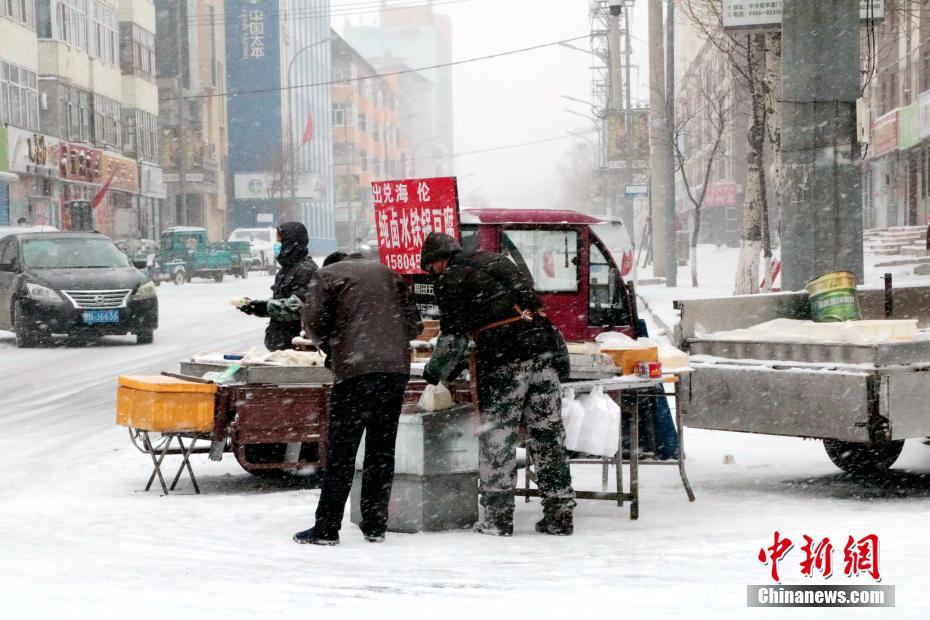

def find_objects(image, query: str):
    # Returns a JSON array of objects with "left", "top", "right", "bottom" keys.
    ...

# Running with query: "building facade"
[
  {"left": 862, "top": 1, "right": 930, "bottom": 231},
  {"left": 673, "top": 14, "right": 748, "bottom": 247},
  {"left": 224, "top": 0, "right": 335, "bottom": 252},
  {"left": 343, "top": 2, "right": 452, "bottom": 177},
  {"left": 331, "top": 33, "right": 411, "bottom": 248},
  {"left": 155, "top": 0, "right": 228, "bottom": 241},
  {"left": 0, "top": 0, "right": 164, "bottom": 237}
]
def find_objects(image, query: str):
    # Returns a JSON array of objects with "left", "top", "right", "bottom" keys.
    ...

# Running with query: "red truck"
[{"left": 411, "top": 207, "right": 638, "bottom": 341}]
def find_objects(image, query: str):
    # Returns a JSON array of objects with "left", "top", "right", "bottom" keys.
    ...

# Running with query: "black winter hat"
[
  {"left": 420, "top": 232, "right": 462, "bottom": 267},
  {"left": 322, "top": 250, "right": 348, "bottom": 267}
]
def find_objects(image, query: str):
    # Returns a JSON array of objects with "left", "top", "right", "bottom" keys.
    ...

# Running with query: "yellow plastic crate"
[
  {"left": 600, "top": 346, "right": 659, "bottom": 375},
  {"left": 116, "top": 375, "right": 217, "bottom": 432}
]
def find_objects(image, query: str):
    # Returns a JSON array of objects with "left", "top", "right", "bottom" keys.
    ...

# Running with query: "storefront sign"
[
  {"left": 140, "top": 164, "right": 167, "bottom": 199},
  {"left": 7, "top": 128, "right": 59, "bottom": 176},
  {"left": 898, "top": 102, "right": 920, "bottom": 150},
  {"left": 372, "top": 176, "right": 460, "bottom": 274},
  {"left": 607, "top": 109, "right": 650, "bottom": 164},
  {"left": 59, "top": 143, "right": 102, "bottom": 183},
  {"left": 870, "top": 110, "right": 898, "bottom": 158},
  {"left": 723, "top": 0, "right": 883, "bottom": 30},
  {"left": 703, "top": 183, "right": 742, "bottom": 208},
  {"left": 0, "top": 127, "right": 8, "bottom": 172},
  {"left": 918, "top": 91, "right": 930, "bottom": 140},
  {"left": 100, "top": 152, "right": 139, "bottom": 193}
]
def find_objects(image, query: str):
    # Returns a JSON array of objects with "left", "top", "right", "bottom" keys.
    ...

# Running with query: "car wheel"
[
  {"left": 13, "top": 302, "right": 38, "bottom": 348},
  {"left": 822, "top": 438, "right": 904, "bottom": 475},
  {"left": 173, "top": 270, "right": 185, "bottom": 286},
  {"left": 136, "top": 329, "right": 155, "bottom": 345},
  {"left": 213, "top": 272, "right": 224, "bottom": 283}
]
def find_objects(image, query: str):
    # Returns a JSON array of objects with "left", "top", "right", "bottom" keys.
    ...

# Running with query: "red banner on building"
[{"left": 372, "top": 176, "right": 460, "bottom": 274}]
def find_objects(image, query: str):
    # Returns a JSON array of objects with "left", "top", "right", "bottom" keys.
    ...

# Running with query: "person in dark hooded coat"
[{"left": 238, "top": 222, "right": 319, "bottom": 351}]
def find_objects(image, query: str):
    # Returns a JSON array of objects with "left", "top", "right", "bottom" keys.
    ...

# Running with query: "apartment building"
[
  {"left": 331, "top": 33, "right": 411, "bottom": 248},
  {"left": 0, "top": 0, "right": 163, "bottom": 236},
  {"left": 673, "top": 13, "right": 748, "bottom": 247},
  {"left": 155, "top": 0, "right": 228, "bottom": 241},
  {"left": 862, "top": 1, "right": 930, "bottom": 230}
]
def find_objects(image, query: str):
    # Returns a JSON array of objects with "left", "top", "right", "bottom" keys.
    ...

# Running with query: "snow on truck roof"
[{"left": 459, "top": 208, "right": 619, "bottom": 226}]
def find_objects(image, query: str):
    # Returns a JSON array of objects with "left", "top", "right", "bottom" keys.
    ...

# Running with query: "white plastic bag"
[
  {"left": 561, "top": 388, "right": 588, "bottom": 452},
  {"left": 418, "top": 383, "right": 454, "bottom": 411},
  {"left": 572, "top": 386, "right": 622, "bottom": 457}
]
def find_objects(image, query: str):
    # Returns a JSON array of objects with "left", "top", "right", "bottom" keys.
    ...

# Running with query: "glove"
[{"left": 239, "top": 299, "right": 268, "bottom": 317}]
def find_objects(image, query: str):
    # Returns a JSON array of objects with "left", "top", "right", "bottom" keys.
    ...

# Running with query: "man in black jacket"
[
  {"left": 293, "top": 254, "right": 422, "bottom": 545},
  {"left": 238, "top": 222, "right": 319, "bottom": 350},
  {"left": 420, "top": 232, "right": 576, "bottom": 537}
]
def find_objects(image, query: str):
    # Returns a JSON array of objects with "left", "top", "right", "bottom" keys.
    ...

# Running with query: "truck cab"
[{"left": 416, "top": 208, "right": 637, "bottom": 341}]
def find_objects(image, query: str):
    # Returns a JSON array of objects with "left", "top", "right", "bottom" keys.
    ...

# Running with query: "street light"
[{"left": 286, "top": 36, "right": 335, "bottom": 219}]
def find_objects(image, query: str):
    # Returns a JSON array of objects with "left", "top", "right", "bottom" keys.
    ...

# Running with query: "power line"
[
  {"left": 409, "top": 131, "right": 598, "bottom": 162},
  {"left": 184, "top": 0, "right": 477, "bottom": 26},
  {"left": 159, "top": 34, "right": 591, "bottom": 102}
]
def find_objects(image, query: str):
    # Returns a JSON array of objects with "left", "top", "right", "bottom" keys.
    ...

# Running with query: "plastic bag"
[
  {"left": 561, "top": 389, "right": 588, "bottom": 452},
  {"left": 572, "top": 386, "right": 622, "bottom": 457},
  {"left": 418, "top": 383, "right": 454, "bottom": 411}
]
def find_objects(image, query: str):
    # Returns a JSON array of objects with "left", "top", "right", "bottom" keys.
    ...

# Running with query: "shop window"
[{"left": 500, "top": 229, "right": 579, "bottom": 293}]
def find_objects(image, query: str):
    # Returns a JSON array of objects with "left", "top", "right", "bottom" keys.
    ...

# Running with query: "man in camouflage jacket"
[{"left": 420, "top": 232, "right": 576, "bottom": 536}]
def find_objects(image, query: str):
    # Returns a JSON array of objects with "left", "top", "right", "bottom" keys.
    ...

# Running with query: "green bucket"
[{"left": 806, "top": 271, "right": 861, "bottom": 322}]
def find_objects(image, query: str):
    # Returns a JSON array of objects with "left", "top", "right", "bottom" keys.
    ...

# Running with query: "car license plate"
[{"left": 82, "top": 310, "right": 120, "bottom": 324}]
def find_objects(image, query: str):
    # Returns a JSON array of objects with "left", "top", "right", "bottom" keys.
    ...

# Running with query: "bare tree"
[
  {"left": 671, "top": 51, "right": 735, "bottom": 286},
  {"left": 265, "top": 148, "right": 298, "bottom": 223},
  {"left": 679, "top": 0, "right": 772, "bottom": 294},
  {"left": 555, "top": 139, "right": 601, "bottom": 212}
]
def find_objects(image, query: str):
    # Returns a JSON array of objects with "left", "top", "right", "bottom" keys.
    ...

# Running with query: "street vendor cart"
[{"left": 675, "top": 283, "right": 930, "bottom": 475}]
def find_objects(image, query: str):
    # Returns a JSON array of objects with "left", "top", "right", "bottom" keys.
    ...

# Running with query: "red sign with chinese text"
[{"left": 372, "top": 176, "right": 460, "bottom": 274}]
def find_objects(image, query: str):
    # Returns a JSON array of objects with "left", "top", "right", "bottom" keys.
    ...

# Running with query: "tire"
[
  {"left": 213, "top": 272, "right": 224, "bottom": 283},
  {"left": 822, "top": 438, "right": 904, "bottom": 475},
  {"left": 135, "top": 329, "right": 155, "bottom": 345},
  {"left": 173, "top": 270, "right": 185, "bottom": 286},
  {"left": 13, "top": 302, "right": 38, "bottom": 348}
]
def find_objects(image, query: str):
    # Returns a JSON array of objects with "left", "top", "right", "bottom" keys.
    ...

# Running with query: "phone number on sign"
[{"left": 383, "top": 252, "right": 422, "bottom": 272}]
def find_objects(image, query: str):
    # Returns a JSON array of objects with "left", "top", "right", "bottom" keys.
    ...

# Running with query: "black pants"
[{"left": 313, "top": 373, "right": 409, "bottom": 538}]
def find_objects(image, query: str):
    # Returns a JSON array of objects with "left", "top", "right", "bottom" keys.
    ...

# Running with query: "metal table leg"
[
  {"left": 143, "top": 431, "right": 172, "bottom": 495},
  {"left": 169, "top": 435, "right": 201, "bottom": 494},
  {"left": 674, "top": 383, "right": 696, "bottom": 502},
  {"left": 629, "top": 390, "right": 639, "bottom": 520}
]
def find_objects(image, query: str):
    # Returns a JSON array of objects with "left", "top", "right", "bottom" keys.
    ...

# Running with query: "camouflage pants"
[{"left": 476, "top": 357, "right": 576, "bottom": 520}]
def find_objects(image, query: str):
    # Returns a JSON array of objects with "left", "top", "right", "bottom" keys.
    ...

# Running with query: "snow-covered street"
[{"left": 2, "top": 271, "right": 930, "bottom": 618}]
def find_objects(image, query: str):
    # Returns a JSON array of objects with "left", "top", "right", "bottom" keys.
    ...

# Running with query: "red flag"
[
  {"left": 91, "top": 167, "right": 120, "bottom": 209},
  {"left": 301, "top": 113, "right": 314, "bottom": 144}
]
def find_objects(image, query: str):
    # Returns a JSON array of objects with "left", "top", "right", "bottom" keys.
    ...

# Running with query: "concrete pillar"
[{"left": 780, "top": 0, "right": 863, "bottom": 290}]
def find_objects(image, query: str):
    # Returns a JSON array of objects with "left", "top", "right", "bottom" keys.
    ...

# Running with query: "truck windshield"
[
  {"left": 231, "top": 230, "right": 271, "bottom": 243},
  {"left": 501, "top": 229, "right": 579, "bottom": 292},
  {"left": 23, "top": 238, "right": 130, "bottom": 269}
]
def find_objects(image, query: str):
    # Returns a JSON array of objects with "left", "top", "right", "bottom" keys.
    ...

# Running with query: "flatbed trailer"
[{"left": 675, "top": 285, "right": 930, "bottom": 474}]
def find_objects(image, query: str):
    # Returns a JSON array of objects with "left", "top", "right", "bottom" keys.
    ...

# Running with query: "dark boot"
[
  {"left": 293, "top": 527, "right": 340, "bottom": 546},
  {"left": 359, "top": 525, "right": 386, "bottom": 543},
  {"left": 474, "top": 509, "right": 514, "bottom": 536},
  {"left": 535, "top": 509, "right": 574, "bottom": 536}
]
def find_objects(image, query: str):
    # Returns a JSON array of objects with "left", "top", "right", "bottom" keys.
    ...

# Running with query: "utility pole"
[
  {"left": 622, "top": 5, "right": 635, "bottom": 247},
  {"left": 648, "top": 0, "right": 669, "bottom": 278},
  {"left": 608, "top": 2, "right": 623, "bottom": 222},
  {"left": 780, "top": 0, "right": 862, "bottom": 289},
  {"left": 664, "top": 0, "right": 677, "bottom": 287},
  {"left": 175, "top": 3, "right": 188, "bottom": 226}
]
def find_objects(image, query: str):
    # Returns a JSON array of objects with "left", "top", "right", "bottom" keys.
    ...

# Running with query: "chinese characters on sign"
[
  {"left": 723, "top": 0, "right": 884, "bottom": 30},
  {"left": 757, "top": 531, "right": 881, "bottom": 583},
  {"left": 372, "top": 176, "right": 460, "bottom": 274},
  {"left": 240, "top": 9, "right": 265, "bottom": 60}
]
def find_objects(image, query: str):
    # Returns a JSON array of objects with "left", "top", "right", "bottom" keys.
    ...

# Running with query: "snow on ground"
[{"left": 2, "top": 266, "right": 930, "bottom": 617}]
